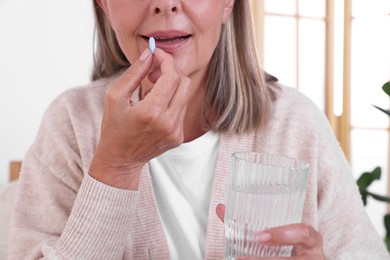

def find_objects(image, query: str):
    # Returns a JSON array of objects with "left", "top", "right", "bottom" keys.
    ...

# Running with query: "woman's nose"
[{"left": 151, "top": 0, "right": 180, "bottom": 15}]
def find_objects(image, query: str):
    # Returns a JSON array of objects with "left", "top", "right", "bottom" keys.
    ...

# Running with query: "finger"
[
  {"left": 108, "top": 48, "right": 154, "bottom": 104},
  {"left": 144, "top": 48, "right": 180, "bottom": 108},
  {"left": 259, "top": 224, "right": 322, "bottom": 249},
  {"left": 154, "top": 48, "right": 178, "bottom": 75},
  {"left": 216, "top": 203, "right": 225, "bottom": 223}
]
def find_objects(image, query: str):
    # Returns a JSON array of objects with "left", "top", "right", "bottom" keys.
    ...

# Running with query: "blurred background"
[{"left": 0, "top": 0, "right": 389, "bottom": 237}]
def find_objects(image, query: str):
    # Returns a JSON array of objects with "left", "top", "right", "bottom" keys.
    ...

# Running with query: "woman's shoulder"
[
  {"left": 35, "top": 75, "right": 120, "bottom": 139},
  {"left": 250, "top": 84, "right": 340, "bottom": 164},
  {"left": 44, "top": 74, "right": 122, "bottom": 119},
  {"left": 271, "top": 84, "right": 326, "bottom": 123},
  {"left": 263, "top": 83, "right": 334, "bottom": 142},
  {"left": 28, "top": 75, "right": 121, "bottom": 174},
  {"left": 274, "top": 84, "right": 318, "bottom": 109},
  {"left": 55, "top": 76, "right": 116, "bottom": 107}
]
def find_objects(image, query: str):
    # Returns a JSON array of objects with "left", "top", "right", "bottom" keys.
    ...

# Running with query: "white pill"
[{"left": 149, "top": 37, "right": 156, "bottom": 55}]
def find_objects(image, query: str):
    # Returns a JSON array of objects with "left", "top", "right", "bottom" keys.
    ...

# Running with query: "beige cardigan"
[{"left": 9, "top": 76, "right": 389, "bottom": 259}]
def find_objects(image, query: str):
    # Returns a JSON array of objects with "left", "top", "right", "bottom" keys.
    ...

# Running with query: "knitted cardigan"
[{"left": 9, "top": 76, "right": 389, "bottom": 259}]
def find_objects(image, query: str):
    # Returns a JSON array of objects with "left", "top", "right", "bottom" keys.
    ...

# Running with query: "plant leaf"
[
  {"left": 367, "top": 192, "right": 390, "bottom": 203},
  {"left": 373, "top": 105, "right": 390, "bottom": 117},
  {"left": 385, "top": 236, "right": 390, "bottom": 252},
  {"left": 361, "top": 192, "right": 367, "bottom": 206},
  {"left": 357, "top": 167, "right": 381, "bottom": 189},
  {"left": 384, "top": 214, "right": 390, "bottom": 251},
  {"left": 384, "top": 214, "right": 390, "bottom": 234},
  {"left": 357, "top": 173, "right": 373, "bottom": 190},
  {"left": 372, "top": 167, "right": 382, "bottom": 179},
  {"left": 382, "top": 82, "right": 390, "bottom": 97}
]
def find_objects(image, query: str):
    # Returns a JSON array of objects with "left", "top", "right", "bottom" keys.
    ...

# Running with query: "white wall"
[{"left": 0, "top": 0, "right": 95, "bottom": 188}]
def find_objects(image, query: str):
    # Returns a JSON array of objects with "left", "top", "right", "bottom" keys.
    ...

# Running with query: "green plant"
[{"left": 357, "top": 81, "right": 390, "bottom": 251}]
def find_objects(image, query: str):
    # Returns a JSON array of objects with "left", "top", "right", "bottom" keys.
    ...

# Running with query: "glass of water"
[{"left": 224, "top": 152, "right": 309, "bottom": 259}]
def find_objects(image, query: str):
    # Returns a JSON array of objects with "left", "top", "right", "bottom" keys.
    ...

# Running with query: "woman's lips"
[{"left": 153, "top": 36, "right": 190, "bottom": 53}]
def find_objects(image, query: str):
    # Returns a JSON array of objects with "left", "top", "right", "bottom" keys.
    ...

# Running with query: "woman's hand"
[
  {"left": 89, "top": 48, "right": 191, "bottom": 189},
  {"left": 216, "top": 204, "right": 325, "bottom": 259}
]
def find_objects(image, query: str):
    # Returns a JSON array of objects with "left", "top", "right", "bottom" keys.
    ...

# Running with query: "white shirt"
[{"left": 149, "top": 131, "right": 220, "bottom": 260}]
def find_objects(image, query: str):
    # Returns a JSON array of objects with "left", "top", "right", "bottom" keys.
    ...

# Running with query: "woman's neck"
[{"left": 182, "top": 84, "right": 208, "bottom": 142}]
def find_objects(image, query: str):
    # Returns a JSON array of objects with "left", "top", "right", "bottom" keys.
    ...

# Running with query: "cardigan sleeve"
[
  {"left": 10, "top": 158, "right": 138, "bottom": 259},
  {"left": 8, "top": 88, "right": 139, "bottom": 259},
  {"left": 288, "top": 89, "right": 390, "bottom": 259},
  {"left": 314, "top": 117, "right": 389, "bottom": 259}
]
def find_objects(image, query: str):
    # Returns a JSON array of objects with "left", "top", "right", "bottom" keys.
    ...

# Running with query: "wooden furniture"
[{"left": 9, "top": 161, "right": 22, "bottom": 181}]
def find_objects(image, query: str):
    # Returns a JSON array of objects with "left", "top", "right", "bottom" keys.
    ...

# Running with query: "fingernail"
[
  {"left": 259, "top": 232, "right": 272, "bottom": 242},
  {"left": 140, "top": 49, "right": 150, "bottom": 61}
]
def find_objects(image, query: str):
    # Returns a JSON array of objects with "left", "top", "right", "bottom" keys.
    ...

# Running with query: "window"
[{"left": 252, "top": 0, "right": 326, "bottom": 111}]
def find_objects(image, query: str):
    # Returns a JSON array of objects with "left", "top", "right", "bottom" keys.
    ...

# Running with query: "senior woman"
[{"left": 9, "top": 0, "right": 388, "bottom": 259}]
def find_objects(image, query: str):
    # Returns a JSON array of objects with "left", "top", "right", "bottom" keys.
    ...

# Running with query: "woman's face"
[{"left": 98, "top": 0, "right": 234, "bottom": 90}]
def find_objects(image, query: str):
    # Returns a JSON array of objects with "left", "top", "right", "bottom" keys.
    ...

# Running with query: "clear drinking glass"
[{"left": 224, "top": 152, "right": 310, "bottom": 259}]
